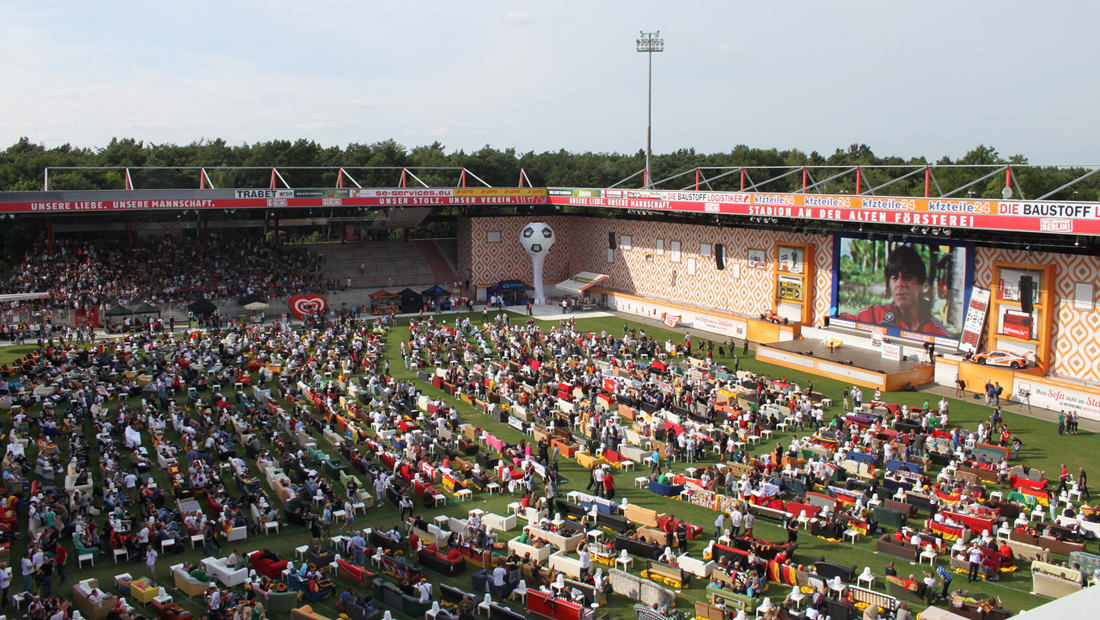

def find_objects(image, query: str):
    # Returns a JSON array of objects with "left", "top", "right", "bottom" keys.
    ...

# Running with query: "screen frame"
[{"left": 830, "top": 233, "right": 976, "bottom": 349}]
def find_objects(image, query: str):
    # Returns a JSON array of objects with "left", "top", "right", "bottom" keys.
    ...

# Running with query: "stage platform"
[{"left": 757, "top": 339, "right": 935, "bottom": 391}]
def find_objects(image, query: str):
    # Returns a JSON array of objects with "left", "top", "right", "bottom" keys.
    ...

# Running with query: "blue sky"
[{"left": 1, "top": 1, "right": 1096, "bottom": 163}]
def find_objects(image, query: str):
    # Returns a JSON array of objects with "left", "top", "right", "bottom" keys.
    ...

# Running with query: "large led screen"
[{"left": 831, "top": 236, "right": 973, "bottom": 347}]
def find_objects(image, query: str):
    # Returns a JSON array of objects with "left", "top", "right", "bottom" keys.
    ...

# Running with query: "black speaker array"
[
  {"left": 608, "top": 232, "right": 616, "bottom": 249},
  {"left": 715, "top": 243, "right": 725, "bottom": 270},
  {"left": 1019, "top": 275, "right": 1034, "bottom": 313}
]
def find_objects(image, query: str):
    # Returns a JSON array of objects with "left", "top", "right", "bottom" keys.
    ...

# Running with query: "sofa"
[
  {"left": 814, "top": 559, "right": 857, "bottom": 582},
  {"left": 885, "top": 575, "right": 927, "bottom": 604},
  {"left": 528, "top": 526, "right": 584, "bottom": 552},
  {"left": 418, "top": 544, "right": 467, "bottom": 577},
  {"left": 288, "top": 571, "right": 336, "bottom": 602},
  {"left": 876, "top": 534, "right": 921, "bottom": 562},
  {"left": 376, "top": 579, "right": 433, "bottom": 617},
  {"left": 648, "top": 480, "right": 685, "bottom": 497},
  {"left": 884, "top": 498, "right": 917, "bottom": 518},
  {"left": 705, "top": 585, "right": 761, "bottom": 612},
  {"left": 548, "top": 550, "right": 585, "bottom": 578},
  {"left": 171, "top": 563, "right": 210, "bottom": 597},
  {"left": 290, "top": 605, "right": 335, "bottom": 620},
  {"left": 336, "top": 558, "right": 377, "bottom": 588},
  {"left": 266, "top": 590, "right": 301, "bottom": 613},
  {"left": 305, "top": 544, "right": 336, "bottom": 569},
  {"left": 150, "top": 598, "right": 193, "bottom": 620},
  {"left": 597, "top": 511, "right": 632, "bottom": 532},
  {"left": 1009, "top": 530, "right": 1085, "bottom": 557},
  {"left": 483, "top": 512, "right": 517, "bottom": 533},
  {"left": 202, "top": 556, "right": 249, "bottom": 587},
  {"left": 872, "top": 506, "right": 909, "bottom": 529},
  {"left": 73, "top": 579, "right": 119, "bottom": 620},
  {"left": 624, "top": 504, "right": 663, "bottom": 528},
  {"left": 508, "top": 538, "right": 554, "bottom": 563},
  {"left": 1031, "top": 560, "right": 1084, "bottom": 598},
  {"left": 250, "top": 551, "right": 290, "bottom": 580},
  {"left": 74, "top": 536, "right": 102, "bottom": 562},
  {"left": 617, "top": 536, "right": 664, "bottom": 560},
  {"left": 675, "top": 553, "right": 715, "bottom": 578},
  {"left": 335, "top": 599, "right": 382, "bottom": 620}
]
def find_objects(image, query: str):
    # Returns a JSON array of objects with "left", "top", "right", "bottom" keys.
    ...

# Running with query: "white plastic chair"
[
  {"left": 511, "top": 579, "right": 528, "bottom": 604},
  {"left": 798, "top": 510, "right": 811, "bottom": 529},
  {"left": 787, "top": 585, "right": 805, "bottom": 609},
  {"left": 478, "top": 593, "right": 492, "bottom": 616}
]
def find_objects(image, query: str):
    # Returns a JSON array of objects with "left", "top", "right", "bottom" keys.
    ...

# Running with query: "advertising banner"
[
  {"left": 1014, "top": 376, "right": 1100, "bottom": 421},
  {"left": 881, "top": 342, "right": 903, "bottom": 362},
  {"left": 546, "top": 189, "right": 1100, "bottom": 235},
  {"left": 958, "top": 287, "right": 991, "bottom": 354}
]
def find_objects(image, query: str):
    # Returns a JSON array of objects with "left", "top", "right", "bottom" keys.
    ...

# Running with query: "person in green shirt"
[{"left": 187, "top": 563, "right": 209, "bottom": 582}]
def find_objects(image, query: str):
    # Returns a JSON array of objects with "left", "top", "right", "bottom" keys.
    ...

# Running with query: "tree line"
[{"left": 3, "top": 137, "right": 1098, "bottom": 203}]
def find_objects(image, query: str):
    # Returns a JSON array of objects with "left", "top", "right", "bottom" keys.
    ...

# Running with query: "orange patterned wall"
[
  {"left": 460, "top": 216, "right": 834, "bottom": 325},
  {"left": 460, "top": 217, "right": 1100, "bottom": 382},
  {"left": 974, "top": 246, "right": 1100, "bottom": 383}
]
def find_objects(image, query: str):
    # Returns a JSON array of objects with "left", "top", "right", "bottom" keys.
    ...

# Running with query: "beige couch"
[
  {"left": 1031, "top": 560, "right": 1084, "bottom": 599},
  {"left": 625, "top": 504, "right": 663, "bottom": 528},
  {"left": 171, "top": 563, "right": 209, "bottom": 597},
  {"left": 508, "top": 539, "right": 554, "bottom": 563},
  {"left": 528, "top": 526, "right": 584, "bottom": 552},
  {"left": 548, "top": 550, "right": 584, "bottom": 578},
  {"left": 73, "top": 579, "right": 119, "bottom": 620}
]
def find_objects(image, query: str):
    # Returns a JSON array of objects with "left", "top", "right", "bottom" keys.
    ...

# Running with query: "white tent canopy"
[{"left": 557, "top": 272, "right": 609, "bottom": 296}]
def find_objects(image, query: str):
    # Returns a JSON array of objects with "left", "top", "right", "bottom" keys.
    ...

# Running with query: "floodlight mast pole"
[{"left": 637, "top": 31, "right": 663, "bottom": 189}]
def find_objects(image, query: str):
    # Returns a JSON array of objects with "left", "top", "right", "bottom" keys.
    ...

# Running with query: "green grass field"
[{"left": 4, "top": 310, "right": 1093, "bottom": 620}]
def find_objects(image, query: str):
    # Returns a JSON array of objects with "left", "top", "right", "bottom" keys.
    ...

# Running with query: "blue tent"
[{"left": 421, "top": 285, "right": 450, "bottom": 299}]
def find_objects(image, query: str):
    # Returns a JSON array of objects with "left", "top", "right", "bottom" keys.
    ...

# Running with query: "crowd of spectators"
[{"left": 0, "top": 237, "right": 323, "bottom": 311}]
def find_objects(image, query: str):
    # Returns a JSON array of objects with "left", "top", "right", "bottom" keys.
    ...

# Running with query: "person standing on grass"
[
  {"left": 1058, "top": 411, "right": 1065, "bottom": 435},
  {"left": 52, "top": 541, "right": 66, "bottom": 585},
  {"left": 1057, "top": 464, "right": 1070, "bottom": 495},
  {"left": 967, "top": 544, "right": 982, "bottom": 583},
  {"left": 714, "top": 513, "right": 727, "bottom": 539},
  {"left": 145, "top": 544, "right": 158, "bottom": 586},
  {"left": 0, "top": 561, "right": 10, "bottom": 608},
  {"left": 20, "top": 551, "right": 33, "bottom": 594},
  {"left": 1080, "top": 468, "right": 1090, "bottom": 500}
]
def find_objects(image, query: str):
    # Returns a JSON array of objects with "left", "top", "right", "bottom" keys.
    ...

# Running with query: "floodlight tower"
[{"left": 636, "top": 31, "right": 664, "bottom": 189}]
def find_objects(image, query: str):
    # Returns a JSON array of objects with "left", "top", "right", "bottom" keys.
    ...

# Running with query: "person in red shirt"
[
  {"left": 1057, "top": 464, "right": 1070, "bottom": 495},
  {"left": 840, "top": 244, "right": 951, "bottom": 337}
]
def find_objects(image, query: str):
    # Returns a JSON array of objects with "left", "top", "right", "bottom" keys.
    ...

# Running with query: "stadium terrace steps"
[{"left": 414, "top": 239, "right": 459, "bottom": 287}]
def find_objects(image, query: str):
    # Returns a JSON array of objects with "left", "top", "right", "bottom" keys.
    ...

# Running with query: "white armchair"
[{"left": 201, "top": 556, "right": 249, "bottom": 587}]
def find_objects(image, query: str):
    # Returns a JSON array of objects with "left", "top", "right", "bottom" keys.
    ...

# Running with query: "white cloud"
[
  {"left": 503, "top": 11, "right": 534, "bottom": 25},
  {"left": 718, "top": 43, "right": 741, "bottom": 57}
]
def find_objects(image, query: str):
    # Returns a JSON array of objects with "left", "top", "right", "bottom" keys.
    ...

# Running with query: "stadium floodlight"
[{"left": 636, "top": 31, "right": 664, "bottom": 189}]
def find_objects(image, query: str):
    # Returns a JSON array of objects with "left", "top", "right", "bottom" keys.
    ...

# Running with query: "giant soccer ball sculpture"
[{"left": 519, "top": 222, "right": 556, "bottom": 304}]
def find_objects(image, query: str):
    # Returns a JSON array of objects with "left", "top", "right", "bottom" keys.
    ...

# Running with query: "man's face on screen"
[{"left": 890, "top": 271, "right": 921, "bottom": 311}]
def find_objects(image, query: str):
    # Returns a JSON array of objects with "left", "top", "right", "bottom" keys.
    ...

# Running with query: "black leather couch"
[
  {"left": 824, "top": 598, "right": 859, "bottom": 620},
  {"left": 616, "top": 536, "right": 664, "bottom": 560},
  {"left": 556, "top": 500, "right": 588, "bottom": 520},
  {"left": 814, "top": 559, "right": 857, "bottom": 582},
  {"left": 488, "top": 603, "right": 525, "bottom": 620},
  {"left": 596, "top": 511, "right": 632, "bottom": 532}
]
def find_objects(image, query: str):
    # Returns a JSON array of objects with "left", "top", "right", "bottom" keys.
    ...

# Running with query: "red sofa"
[{"left": 250, "top": 551, "right": 289, "bottom": 580}]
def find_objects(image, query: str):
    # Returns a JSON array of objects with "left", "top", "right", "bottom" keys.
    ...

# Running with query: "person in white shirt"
[
  {"left": 0, "top": 561, "right": 11, "bottom": 607},
  {"left": 492, "top": 565, "right": 507, "bottom": 597},
  {"left": 578, "top": 544, "right": 591, "bottom": 578},
  {"left": 145, "top": 545, "right": 158, "bottom": 584}
]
